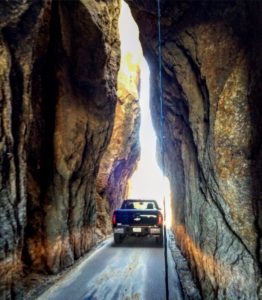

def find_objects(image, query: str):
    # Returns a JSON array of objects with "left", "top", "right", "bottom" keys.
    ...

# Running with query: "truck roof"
[{"left": 123, "top": 199, "right": 157, "bottom": 202}]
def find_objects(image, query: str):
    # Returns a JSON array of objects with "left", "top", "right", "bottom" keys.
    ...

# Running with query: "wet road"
[{"left": 37, "top": 236, "right": 183, "bottom": 300}]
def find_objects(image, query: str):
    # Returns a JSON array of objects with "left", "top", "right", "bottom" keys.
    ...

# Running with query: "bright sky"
[
  {"left": 128, "top": 58, "right": 167, "bottom": 203},
  {"left": 119, "top": 1, "right": 171, "bottom": 224}
]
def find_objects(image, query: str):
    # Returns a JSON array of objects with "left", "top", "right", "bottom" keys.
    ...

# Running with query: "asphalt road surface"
[{"left": 37, "top": 236, "right": 183, "bottom": 300}]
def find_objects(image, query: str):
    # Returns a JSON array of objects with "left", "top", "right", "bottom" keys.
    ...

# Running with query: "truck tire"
[
  {"left": 156, "top": 234, "right": 163, "bottom": 247},
  {"left": 114, "top": 233, "right": 122, "bottom": 244}
]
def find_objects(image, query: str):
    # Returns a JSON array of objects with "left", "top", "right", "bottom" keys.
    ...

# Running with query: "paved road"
[{"left": 37, "top": 236, "right": 183, "bottom": 300}]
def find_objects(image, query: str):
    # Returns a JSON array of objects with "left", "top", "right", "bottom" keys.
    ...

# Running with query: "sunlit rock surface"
[
  {"left": 0, "top": 0, "right": 120, "bottom": 298},
  {"left": 127, "top": 0, "right": 262, "bottom": 298},
  {"left": 96, "top": 51, "right": 141, "bottom": 240}
]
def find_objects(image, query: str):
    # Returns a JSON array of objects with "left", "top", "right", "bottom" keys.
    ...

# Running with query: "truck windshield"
[{"left": 122, "top": 200, "right": 157, "bottom": 210}]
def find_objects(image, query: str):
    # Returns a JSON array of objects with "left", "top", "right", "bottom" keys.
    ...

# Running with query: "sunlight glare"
[
  {"left": 119, "top": 1, "right": 171, "bottom": 227},
  {"left": 127, "top": 59, "right": 171, "bottom": 226}
]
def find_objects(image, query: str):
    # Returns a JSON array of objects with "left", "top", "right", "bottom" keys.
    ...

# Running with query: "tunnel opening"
[{"left": 118, "top": 1, "right": 172, "bottom": 226}]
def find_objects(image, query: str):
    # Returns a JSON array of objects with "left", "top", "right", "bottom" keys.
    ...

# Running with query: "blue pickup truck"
[{"left": 112, "top": 199, "right": 163, "bottom": 245}]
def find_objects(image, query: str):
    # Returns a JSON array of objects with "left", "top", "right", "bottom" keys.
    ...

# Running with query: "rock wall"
[
  {"left": 96, "top": 51, "right": 141, "bottom": 241},
  {"left": 96, "top": 52, "right": 142, "bottom": 237},
  {"left": 127, "top": 0, "right": 262, "bottom": 298},
  {"left": 0, "top": 0, "right": 120, "bottom": 298}
]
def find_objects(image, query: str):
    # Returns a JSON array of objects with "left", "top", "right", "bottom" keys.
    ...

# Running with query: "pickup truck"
[{"left": 112, "top": 199, "right": 163, "bottom": 245}]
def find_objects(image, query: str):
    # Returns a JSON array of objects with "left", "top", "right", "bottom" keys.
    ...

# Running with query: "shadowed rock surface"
[
  {"left": 0, "top": 0, "right": 121, "bottom": 298},
  {"left": 127, "top": 0, "right": 262, "bottom": 298},
  {"left": 96, "top": 50, "right": 141, "bottom": 240}
]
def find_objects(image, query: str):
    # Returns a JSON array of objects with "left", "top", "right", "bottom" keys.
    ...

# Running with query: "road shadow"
[{"left": 111, "top": 236, "right": 164, "bottom": 248}]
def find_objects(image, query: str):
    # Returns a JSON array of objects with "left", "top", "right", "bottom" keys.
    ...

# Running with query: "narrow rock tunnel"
[{"left": 0, "top": 0, "right": 261, "bottom": 299}]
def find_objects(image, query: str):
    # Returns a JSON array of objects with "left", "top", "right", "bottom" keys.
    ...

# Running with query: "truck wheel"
[
  {"left": 156, "top": 235, "right": 163, "bottom": 247},
  {"left": 114, "top": 233, "right": 122, "bottom": 244}
]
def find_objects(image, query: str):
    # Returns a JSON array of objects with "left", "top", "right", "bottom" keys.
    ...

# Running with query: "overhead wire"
[{"left": 156, "top": 0, "right": 170, "bottom": 299}]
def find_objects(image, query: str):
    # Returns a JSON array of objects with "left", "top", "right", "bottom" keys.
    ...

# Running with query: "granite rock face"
[
  {"left": 96, "top": 51, "right": 140, "bottom": 240},
  {"left": 0, "top": 0, "right": 120, "bottom": 298},
  {"left": 127, "top": 0, "right": 262, "bottom": 298}
]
